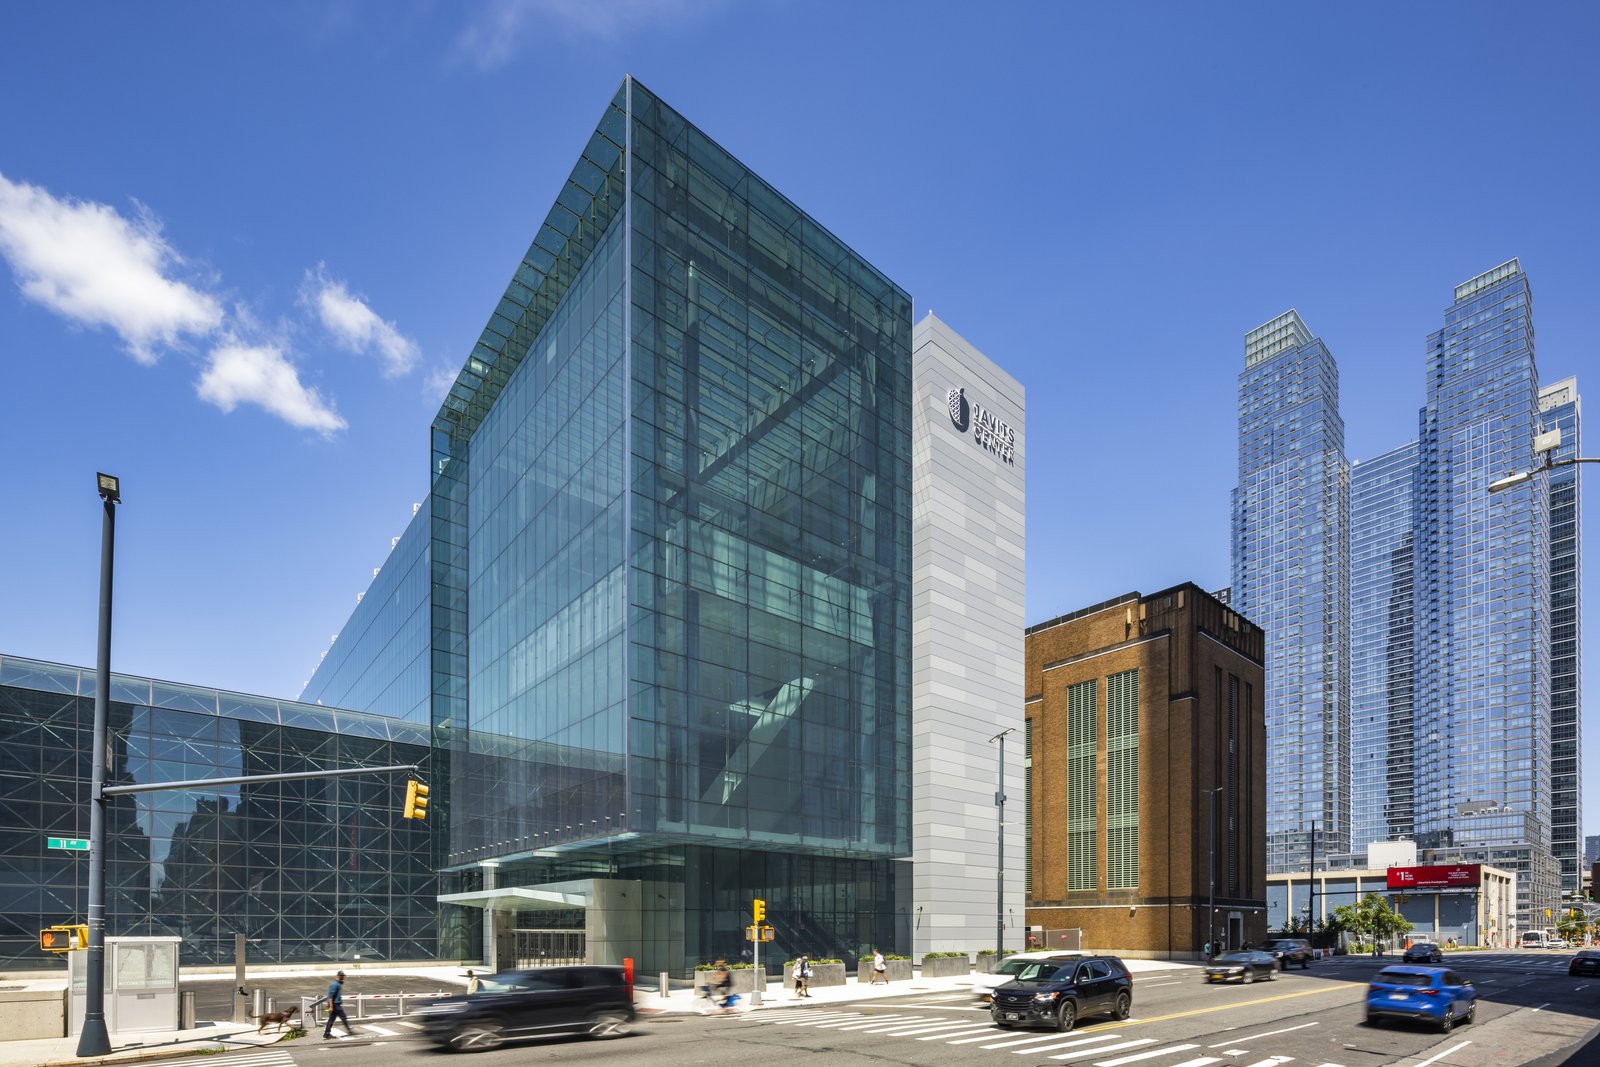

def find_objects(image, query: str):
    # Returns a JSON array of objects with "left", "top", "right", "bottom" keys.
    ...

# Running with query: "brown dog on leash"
[{"left": 252, "top": 1005, "right": 300, "bottom": 1033}]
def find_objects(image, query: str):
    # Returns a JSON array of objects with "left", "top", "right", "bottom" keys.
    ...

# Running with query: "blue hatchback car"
[{"left": 1365, "top": 966, "right": 1476, "bottom": 1032}]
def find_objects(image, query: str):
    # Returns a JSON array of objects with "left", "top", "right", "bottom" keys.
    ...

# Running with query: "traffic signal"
[
  {"left": 40, "top": 925, "right": 86, "bottom": 952},
  {"left": 403, "top": 779, "right": 431, "bottom": 820},
  {"left": 753, "top": 898, "right": 766, "bottom": 923}
]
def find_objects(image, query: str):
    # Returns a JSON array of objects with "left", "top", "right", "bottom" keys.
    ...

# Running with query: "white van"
[{"left": 1521, "top": 930, "right": 1553, "bottom": 948}]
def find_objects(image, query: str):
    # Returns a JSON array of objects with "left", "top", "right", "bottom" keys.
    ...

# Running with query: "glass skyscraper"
[
  {"left": 311, "top": 78, "right": 914, "bottom": 974},
  {"left": 1350, "top": 442, "right": 1418, "bottom": 856},
  {"left": 1414, "top": 259, "right": 1558, "bottom": 923},
  {"left": 1540, "top": 377, "right": 1581, "bottom": 894},
  {"left": 1231, "top": 310, "right": 1351, "bottom": 873}
]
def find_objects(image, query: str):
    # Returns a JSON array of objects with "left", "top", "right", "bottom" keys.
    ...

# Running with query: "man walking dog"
[{"left": 321, "top": 971, "right": 353, "bottom": 1039}]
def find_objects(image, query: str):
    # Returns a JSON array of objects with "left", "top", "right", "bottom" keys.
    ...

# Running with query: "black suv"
[
  {"left": 989, "top": 954, "right": 1132, "bottom": 1032},
  {"left": 1262, "top": 938, "right": 1313, "bottom": 969},
  {"left": 414, "top": 966, "right": 635, "bottom": 1051}
]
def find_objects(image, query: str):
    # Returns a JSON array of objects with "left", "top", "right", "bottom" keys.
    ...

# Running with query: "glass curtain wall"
[{"left": 0, "top": 655, "right": 435, "bottom": 970}]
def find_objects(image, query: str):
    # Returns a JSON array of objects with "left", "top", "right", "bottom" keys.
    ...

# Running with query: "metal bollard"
[
  {"left": 180, "top": 990, "right": 196, "bottom": 1030},
  {"left": 252, "top": 988, "right": 266, "bottom": 1021},
  {"left": 660, "top": 971, "right": 670, "bottom": 998}
]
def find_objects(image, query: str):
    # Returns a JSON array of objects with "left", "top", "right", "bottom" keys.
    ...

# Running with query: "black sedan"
[
  {"left": 1569, "top": 950, "right": 1600, "bottom": 977},
  {"left": 413, "top": 966, "right": 635, "bottom": 1051},
  {"left": 1203, "top": 951, "right": 1279, "bottom": 983},
  {"left": 1403, "top": 942, "right": 1443, "bottom": 964}
]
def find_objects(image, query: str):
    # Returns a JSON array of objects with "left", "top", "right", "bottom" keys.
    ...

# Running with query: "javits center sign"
[
  {"left": 946, "top": 387, "right": 1017, "bottom": 464},
  {"left": 1387, "top": 864, "right": 1482, "bottom": 890}
]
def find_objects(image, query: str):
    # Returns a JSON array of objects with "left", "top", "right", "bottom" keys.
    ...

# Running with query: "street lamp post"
[
  {"left": 78, "top": 473, "right": 119, "bottom": 1058},
  {"left": 1202, "top": 787, "right": 1221, "bottom": 955},
  {"left": 990, "top": 728, "right": 1015, "bottom": 956}
]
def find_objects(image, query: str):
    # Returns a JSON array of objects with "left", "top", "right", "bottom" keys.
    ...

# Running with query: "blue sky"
[{"left": 2, "top": 4, "right": 1596, "bottom": 818}]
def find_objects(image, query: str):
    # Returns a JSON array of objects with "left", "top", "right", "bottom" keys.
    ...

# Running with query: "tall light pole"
[
  {"left": 78, "top": 473, "right": 119, "bottom": 1058},
  {"left": 990, "top": 728, "right": 1015, "bottom": 955},
  {"left": 1201, "top": 787, "right": 1221, "bottom": 954}
]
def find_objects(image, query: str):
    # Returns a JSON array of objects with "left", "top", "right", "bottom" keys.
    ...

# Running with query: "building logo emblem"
[
  {"left": 946, "top": 388, "right": 969, "bottom": 431},
  {"left": 946, "top": 385, "right": 1016, "bottom": 464}
]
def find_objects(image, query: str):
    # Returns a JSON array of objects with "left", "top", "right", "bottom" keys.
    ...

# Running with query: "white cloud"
[
  {"left": 423, "top": 363, "right": 459, "bottom": 404},
  {"left": 0, "top": 172, "right": 222, "bottom": 363},
  {"left": 197, "top": 338, "right": 346, "bottom": 435},
  {"left": 457, "top": 0, "right": 728, "bottom": 69},
  {"left": 304, "top": 267, "right": 419, "bottom": 377}
]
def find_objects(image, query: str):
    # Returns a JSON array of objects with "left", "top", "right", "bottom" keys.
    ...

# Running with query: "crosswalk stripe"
[
  {"left": 1165, "top": 1058, "right": 1224, "bottom": 1067},
  {"left": 207, "top": 1056, "right": 294, "bottom": 1067},
  {"left": 391, "top": 1020, "right": 423, "bottom": 1029},
  {"left": 1239, "top": 1057, "right": 1293, "bottom": 1067},
  {"left": 855, "top": 1018, "right": 945, "bottom": 1033},
  {"left": 1011, "top": 1033, "right": 1131, "bottom": 1056},
  {"left": 878, "top": 1021, "right": 986, "bottom": 1036},
  {"left": 1096, "top": 1043, "right": 1200, "bottom": 1066},
  {"left": 1050, "top": 1039, "right": 1156, "bottom": 1061},
  {"left": 920, "top": 1026, "right": 1002, "bottom": 1041},
  {"left": 774, "top": 1012, "right": 862, "bottom": 1024},
  {"left": 827, "top": 1015, "right": 931, "bottom": 1030},
  {"left": 1215, "top": 1021, "right": 1317, "bottom": 1045},
  {"left": 983, "top": 1032, "right": 1099, "bottom": 1050},
  {"left": 362, "top": 1024, "right": 399, "bottom": 1036}
]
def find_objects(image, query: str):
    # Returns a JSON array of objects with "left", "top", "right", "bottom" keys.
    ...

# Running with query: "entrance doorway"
[{"left": 513, "top": 927, "right": 586, "bottom": 966}]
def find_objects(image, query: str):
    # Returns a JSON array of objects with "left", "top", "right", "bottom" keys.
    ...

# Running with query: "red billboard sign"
[{"left": 1387, "top": 863, "right": 1481, "bottom": 890}]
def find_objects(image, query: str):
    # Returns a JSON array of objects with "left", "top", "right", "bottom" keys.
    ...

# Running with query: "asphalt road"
[{"left": 175, "top": 951, "right": 1600, "bottom": 1067}]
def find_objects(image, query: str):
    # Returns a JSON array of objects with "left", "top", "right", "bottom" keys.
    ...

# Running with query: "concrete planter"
[
  {"left": 699, "top": 968, "right": 765, "bottom": 995},
  {"left": 787, "top": 963, "right": 846, "bottom": 990},
  {"left": 858, "top": 958, "right": 912, "bottom": 982},
  {"left": 918, "top": 955, "right": 971, "bottom": 978}
]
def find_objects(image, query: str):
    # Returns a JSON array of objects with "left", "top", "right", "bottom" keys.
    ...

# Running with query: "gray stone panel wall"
[{"left": 911, "top": 313, "right": 1026, "bottom": 955}]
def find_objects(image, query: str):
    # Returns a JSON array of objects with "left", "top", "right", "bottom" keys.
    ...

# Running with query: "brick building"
[{"left": 1024, "top": 584, "right": 1266, "bottom": 956}]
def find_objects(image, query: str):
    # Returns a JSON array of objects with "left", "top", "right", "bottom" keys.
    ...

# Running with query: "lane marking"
[
  {"left": 1097, "top": 1045, "right": 1200, "bottom": 1066},
  {"left": 1412, "top": 1041, "right": 1471, "bottom": 1067},
  {"left": 1210, "top": 1020, "right": 1318, "bottom": 1045},
  {"left": 1107, "top": 984, "right": 1358, "bottom": 1029}
]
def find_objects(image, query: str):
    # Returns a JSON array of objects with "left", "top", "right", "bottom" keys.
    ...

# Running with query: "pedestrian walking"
[
  {"left": 321, "top": 971, "right": 352, "bottom": 1039},
  {"left": 793, "top": 955, "right": 812, "bottom": 997},
  {"left": 870, "top": 948, "right": 887, "bottom": 985},
  {"left": 464, "top": 969, "right": 480, "bottom": 995}
]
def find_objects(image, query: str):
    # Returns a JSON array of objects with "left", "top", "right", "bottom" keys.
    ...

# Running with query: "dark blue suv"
[
  {"left": 990, "top": 954, "right": 1132, "bottom": 1032},
  {"left": 1365, "top": 965, "right": 1476, "bottom": 1032}
]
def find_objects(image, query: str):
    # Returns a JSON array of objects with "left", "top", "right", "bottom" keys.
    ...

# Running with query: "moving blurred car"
[
  {"left": 1569, "top": 949, "right": 1600, "bottom": 977},
  {"left": 1364, "top": 966, "right": 1476, "bottom": 1032},
  {"left": 989, "top": 954, "right": 1131, "bottom": 1032},
  {"left": 1402, "top": 942, "right": 1443, "bottom": 964},
  {"left": 1261, "top": 938, "right": 1313, "bottom": 969},
  {"left": 971, "top": 950, "right": 1082, "bottom": 1002},
  {"left": 413, "top": 966, "right": 635, "bottom": 1051},
  {"left": 1203, "top": 951, "right": 1279, "bottom": 984}
]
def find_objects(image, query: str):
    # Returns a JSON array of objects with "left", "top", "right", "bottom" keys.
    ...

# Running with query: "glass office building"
[
  {"left": 1415, "top": 259, "right": 1557, "bottom": 924},
  {"left": 0, "top": 654, "right": 435, "bottom": 971},
  {"left": 1349, "top": 442, "right": 1418, "bottom": 857},
  {"left": 313, "top": 78, "right": 913, "bottom": 975},
  {"left": 1232, "top": 310, "right": 1352, "bottom": 873},
  {"left": 1540, "top": 377, "right": 1581, "bottom": 894}
]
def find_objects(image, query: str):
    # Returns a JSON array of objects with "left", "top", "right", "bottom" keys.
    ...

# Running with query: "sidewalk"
[
  {"left": 640, "top": 957, "right": 1198, "bottom": 1016},
  {"left": 0, "top": 1020, "right": 294, "bottom": 1067}
]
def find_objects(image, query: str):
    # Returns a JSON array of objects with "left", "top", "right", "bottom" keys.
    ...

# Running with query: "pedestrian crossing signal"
[
  {"left": 404, "top": 779, "right": 430, "bottom": 820},
  {"left": 40, "top": 925, "right": 86, "bottom": 952}
]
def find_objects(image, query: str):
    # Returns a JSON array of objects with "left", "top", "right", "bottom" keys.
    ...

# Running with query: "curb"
[{"left": 31, "top": 1031, "right": 289, "bottom": 1067}]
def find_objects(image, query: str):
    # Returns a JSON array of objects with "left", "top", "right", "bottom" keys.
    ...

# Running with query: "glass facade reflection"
[
  {"left": 1415, "top": 260, "right": 1557, "bottom": 925},
  {"left": 1232, "top": 310, "right": 1351, "bottom": 873},
  {"left": 1540, "top": 378, "right": 1581, "bottom": 894},
  {"left": 0, "top": 655, "right": 435, "bottom": 971},
  {"left": 326, "top": 78, "right": 915, "bottom": 974},
  {"left": 1350, "top": 442, "right": 1418, "bottom": 855}
]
